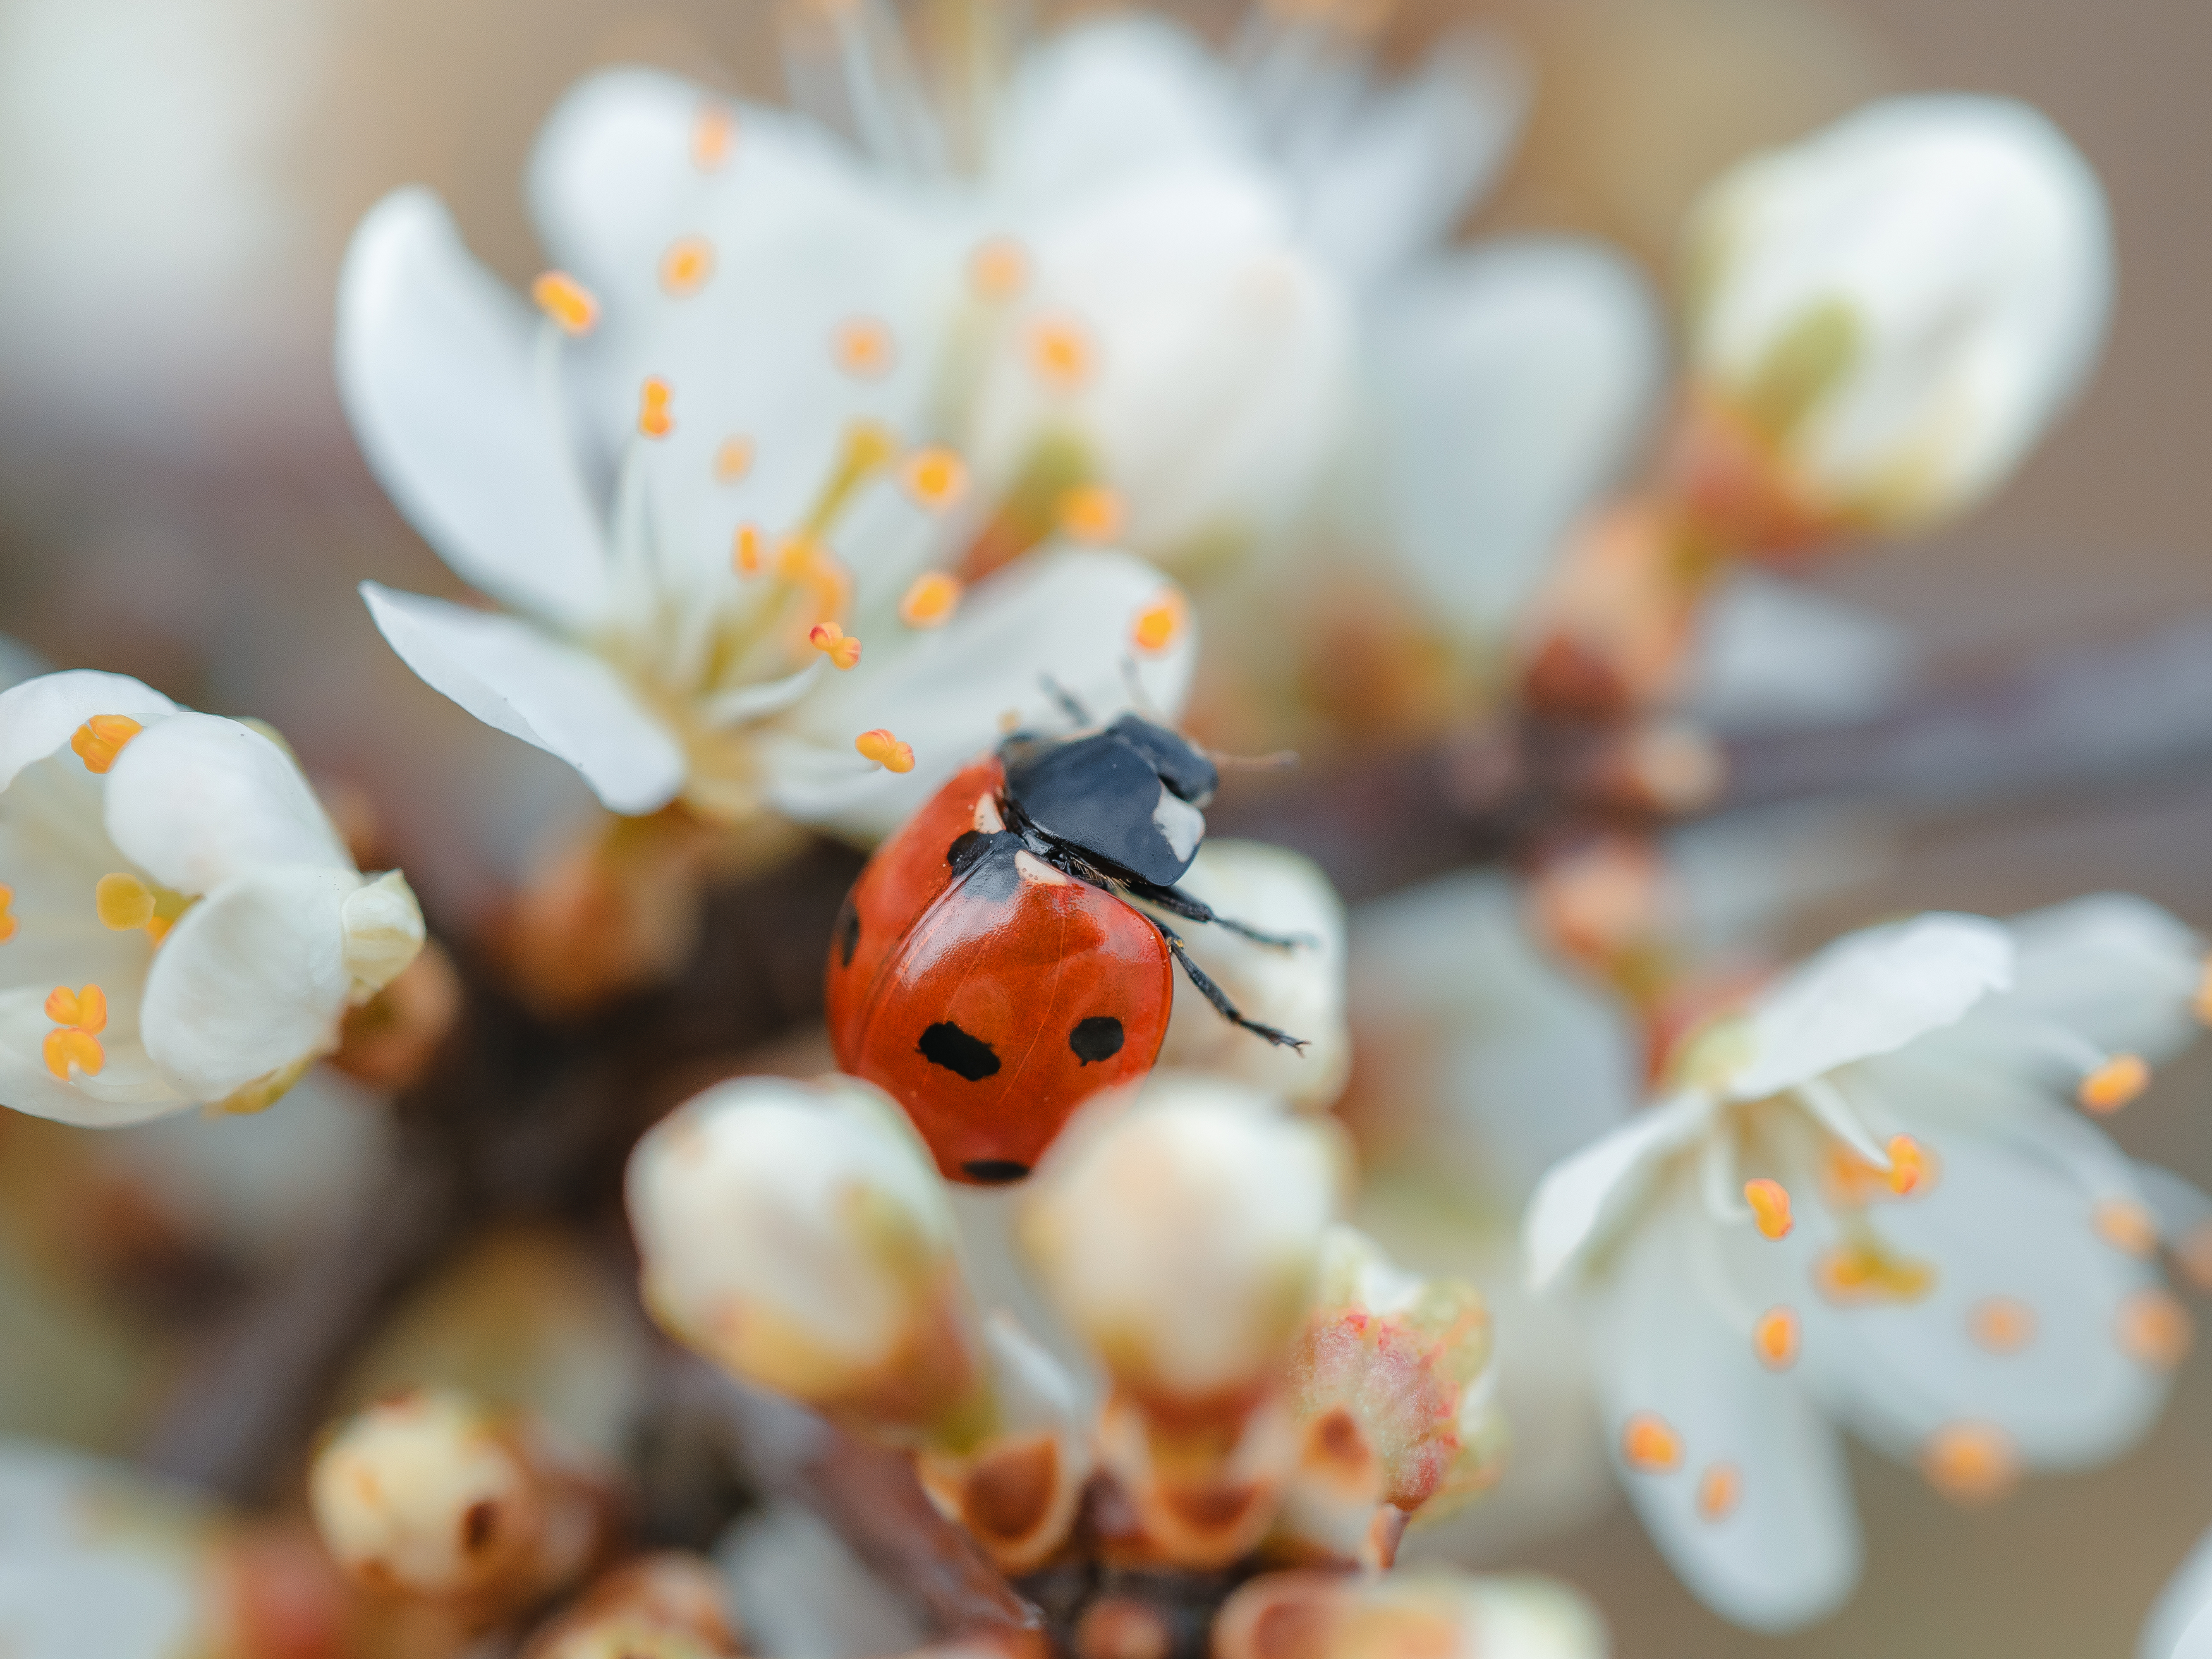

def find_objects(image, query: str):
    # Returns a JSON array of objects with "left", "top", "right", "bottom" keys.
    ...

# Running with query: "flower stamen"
[
  {"left": 1969, "top": 1296, "right": 2037, "bottom": 1354},
  {"left": 2079, "top": 1053, "right": 2149, "bottom": 1114},
  {"left": 638, "top": 377, "right": 674, "bottom": 439},
  {"left": 2092, "top": 1198, "right": 2158, "bottom": 1258},
  {"left": 1059, "top": 483, "right": 1125, "bottom": 545},
  {"left": 1697, "top": 1462, "right": 1742, "bottom": 1521},
  {"left": 660, "top": 235, "right": 715, "bottom": 296},
  {"left": 1619, "top": 1412, "right": 1682, "bottom": 1473},
  {"left": 969, "top": 236, "right": 1029, "bottom": 302},
  {"left": 529, "top": 271, "right": 600, "bottom": 336},
  {"left": 1814, "top": 1237, "right": 1935, "bottom": 1304},
  {"left": 70, "top": 715, "right": 142, "bottom": 774},
  {"left": 691, "top": 102, "right": 736, "bottom": 171},
  {"left": 1921, "top": 1422, "right": 2019, "bottom": 1505},
  {"left": 809, "top": 623, "right": 863, "bottom": 671},
  {"left": 898, "top": 573, "right": 962, "bottom": 629},
  {"left": 714, "top": 437, "right": 755, "bottom": 483},
  {"left": 0, "top": 884, "right": 14, "bottom": 944},
  {"left": 1753, "top": 1306, "right": 1800, "bottom": 1370},
  {"left": 900, "top": 447, "right": 969, "bottom": 512},
  {"left": 2116, "top": 1289, "right": 2193, "bottom": 1370},
  {"left": 42, "top": 983, "right": 109, "bottom": 1079},
  {"left": 732, "top": 525, "right": 764, "bottom": 576},
  {"left": 95, "top": 872, "right": 155, "bottom": 930},
  {"left": 1131, "top": 590, "right": 1188, "bottom": 657},
  {"left": 832, "top": 317, "right": 896, "bottom": 379},
  {"left": 1028, "top": 317, "right": 1095, "bottom": 391},
  {"left": 1743, "top": 1177, "right": 1793, "bottom": 1239},
  {"left": 855, "top": 729, "right": 915, "bottom": 773}
]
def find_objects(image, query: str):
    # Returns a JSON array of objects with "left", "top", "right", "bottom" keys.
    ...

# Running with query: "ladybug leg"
[
  {"left": 1039, "top": 674, "right": 1091, "bottom": 727},
  {"left": 1148, "top": 917, "right": 1308, "bottom": 1051},
  {"left": 1126, "top": 879, "right": 1317, "bottom": 951}
]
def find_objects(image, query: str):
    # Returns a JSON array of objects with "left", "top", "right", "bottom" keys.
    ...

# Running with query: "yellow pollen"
[
  {"left": 692, "top": 102, "right": 736, "bottom": 171},
  {"left": 2079, "top": 1054, "right": 2150, "bottom": 1115},
  {"left": 0, "top": 884, "right": 14, "bottom": 944},
  {"left": 832, "top": 317, "right": 896, "bottom": 379},
  {"left": 898, "top": 573, "right": 963, "bottom": 629},
  {"left": 529, "top": 270, "right": 600, "bottom": 335},
  {"left": 855, "top": 729, "right": 915, "bottom": 774},
  {"left": 95, "top": 873, "right": 155, "bottom": 931},
  {"left": 1743, "top": 1178, "right": 1793, "bottom": 1240},
  {"left": 1620, "top": 1412, "right": 1682, "bottom": 1473},
  {"left": 1028, "top": 315, "right": 1095, "bottom": 391},
  {"left": 2116, "top": 1289, "right": 2194, "bottom": 1370},
  {"left": 1696, "top": 1462, "right": 1742, "bottom": 1522},
  {"left": 42, "top": 1028, "right": 104, "bottom": 1080},
  {"left": 638, "top": 377, "right": 674, "bottom": 439},
  {"left": 1131, "top": 589, "right": 1189, "bottom": 657},
  {"left": 899, "top": 447, "right": 969, "bottom": 511},
  {"left": 45, "top": 983, "right": 107, "bottom": 1033},
  {"left": 777, "top": 536, "right": 825, "bottom": 582},
  {"left": 1885, "top": 1134, "right": 1931, "bottom": 1196},
  {"left": 732, "top": 524, "right": 765, "bottom": 576},
  {"left": 1969, "top": 1296, "right": 2037, "bottom": 1354},
  {"left": 71, "top": 715, "right": 143, "bottom": 775},
  {"left": 714, "top": 437, "right": 756, "bottom": 483},
  {"left": 809, "top": 623, "right": 863, "bottom": 671},
  {"left": 1058, "top": 483, "right": 1126, "bottom": 545},
  {"left": 1753, "top": 1306, "right": 1800, "bottom": 1371},
  {"left": 1815, "top": 1239, "right": 1936, "bottom": 1305},
  {"left": 1921, "top": 1422, "right": 2019, "bottom": 1505},
  {"left": 2093, "top": 1199, "right": 2159, "bottom": 1258},
  {"left": 968, "top": 236, "right": 1030, "bottom": 301},
  {"left": 660, "top": 235, "right": 715, "bottom": 297},
  {"left": 146, "top": 915, "right": 174, "bottom": 946}
]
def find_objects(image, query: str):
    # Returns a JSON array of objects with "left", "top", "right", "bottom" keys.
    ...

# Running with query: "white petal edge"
[
  {"left": 362, "top": 583, "right": 686, "bottom": 817},
  {"left": 0, "top": 671, "right": 177, "bottom": 793},
  {"left": 1729, "top": 913, "right": 2012, "bottom": 1100},
  {"left": 1522, "top": 1092, "right": 1712, "bottom": 1291},
  {"left": 338, "top": 188, "right": 610, "bottom": 631},
  {"left": 103, "top": 713, "right": 350, "bottom": 896},
  {"left": 2143, "top": 1522, "right": 2212, "bottom": 1659}
]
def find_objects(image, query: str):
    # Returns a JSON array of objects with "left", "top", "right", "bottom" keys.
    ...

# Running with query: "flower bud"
[
  {"left": 1680, "top": 95, "right": 2110, "bottom": 546},
  {"left": 626, "top": 1075, "right": 989, "bottom": 1446},
  {"left": 1216, "top": 1571, "right": 1607, "bottom": 1659},
  {"left": 522, "top": 1553, "right": 741, "bottom": 1659},
  {"left": 308, "top": 1389, "right": 595, "bottom": 1605},
  {"left": 1021, "top": 1074, "right": 1347, "bottom": 1413},
  {"left": 1275, "top": 1227, "right": 1505, "bottom": 1565}
]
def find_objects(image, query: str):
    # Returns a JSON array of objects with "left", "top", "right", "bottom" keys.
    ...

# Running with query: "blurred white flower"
[
  {"left": 0, "top": 670, "right": 423, "bottom": 1127},
  {"left": 1216, "top": 1568, "right": 1608, "bottom": 1659},
  {"left": 1525, "top": 896, "right": 2205, "bottom": 1631},
  {"left": 1683, "top": 94, "right": 2112, "bottom": 540},
  {"left": 2142, "top": 1518, "right": 2212, "bottom": 1659}
]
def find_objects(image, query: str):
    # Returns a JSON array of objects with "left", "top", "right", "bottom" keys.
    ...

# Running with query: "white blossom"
[
  {"left": 1685, "top": 94, "right": 2112, "bottom": 535},
  {"left": 1524, "top": 896, "right": 2205, "bottom": 1631},
  {"left": 0, "top": 670, "right": 423, "bottom": 1127},
  {"left": 1216, "top": 1569, "right": 1608, "bottom": 1659}
]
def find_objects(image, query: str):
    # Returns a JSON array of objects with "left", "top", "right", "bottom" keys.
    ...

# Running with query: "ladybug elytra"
[{"left": 827, "top": 701, "right": 1304, "bottom": 1184}]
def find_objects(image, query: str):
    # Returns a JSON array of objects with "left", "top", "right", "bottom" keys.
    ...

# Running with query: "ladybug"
[{"left": 827, "top": 700, "right": 1304, "bottom": 1184}]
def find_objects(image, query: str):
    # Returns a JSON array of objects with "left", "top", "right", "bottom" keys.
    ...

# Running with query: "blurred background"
[{"left": 0, "top": 0, "right": 2206, "bottom": 1653}]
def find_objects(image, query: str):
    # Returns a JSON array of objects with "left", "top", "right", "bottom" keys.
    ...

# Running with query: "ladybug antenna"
[
  {"left": 1038, "top": 675, "right": 1090, "bottom": 728},
  {"left": 1119, "top": 655, "right": 1164, "bottom": 723}
]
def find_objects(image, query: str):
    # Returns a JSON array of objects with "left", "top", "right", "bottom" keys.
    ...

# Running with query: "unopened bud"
[
  {"left": 522, "top": 1553, "right": 741, "bottom": 1659},
  {"left": 627, "top": 1075, "right": 988, "bottom": 1445},
  {"left": 1216, "top": 1570, "right": 1607, "bottom": 1659},
  {"left": 1681, "top": 95, "right": 2110, "bottom": 545}
]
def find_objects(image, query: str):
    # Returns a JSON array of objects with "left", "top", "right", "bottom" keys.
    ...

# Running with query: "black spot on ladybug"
[
  {"left": 947, "top": 830, "right": 1024, "bottom": 903},
  {"left": 1069, "top": 1015, "right": 1125, "bottom": 1065},
  {"left": 948, "top": 829, "right": 992, "bottom": 873},
  {"left": 834, "top": 891, "right": 861, "bottom": 969},
  {"left": 918, "top": 1020, "right": 1001, "bottom": 1081},
  {"left": 961, "top": 1158, "right": 1031, "bottom": 1184}
]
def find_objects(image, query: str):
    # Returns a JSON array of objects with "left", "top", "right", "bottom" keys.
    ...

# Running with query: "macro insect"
[{"left": 826, "top": 696, "right": 1305, "bottom": 1184}]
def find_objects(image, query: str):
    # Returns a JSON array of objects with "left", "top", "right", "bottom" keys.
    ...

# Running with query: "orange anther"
[
  {"left": 1743, "top": 1177, "right": 1793, "bottom": 1240},
  {"left": 1885, "top": 1134, "right": 1931, "bottom": 1196},
  {"left": 692, "top": 102, "right": 736, "bottom": 171},
  {"left": 1058, "top": 483, "right": 1126, "bottom": 545},
  {"left": 1131, "top": 590, "right": 1188, "bottom": 657},
  {"left": 714, "top": 437, "right": 755, "bottom": 483},
  {"left": 0, "top": 884, "right": 14, "bottom": 944},
  {"left": 2093, "top": 1199, "right": 2159, "bottom": 1258},
  {"left": 1753, "top": 1306, "right": 1800, "bottom": 1371},
  {"left": 855, "top": 729, "right": 915, "bottom": 774},
  {"left": 70, "top": 715, "right": 143, "bottom": 774},
  {"left": 899, "top": 447, "right": 969, "bottom": 511},
  {"left": 832, "top": 317, "right": 896, "bottom": 379},
  {"left": 898, "top": 573, "right": 962, "bottom": 629},
  {"left": 2079, "top": 1054, "right": 2149, "bottom": 1115},
  {"left": 1028, "top": 316, "right": 1095, "bottom": 391},
  {"left": 1697, "top": 1462, "right": 1741, "bottom": 1522},
  {"left": 1921, "top": 1421, "right": 2019, "bottom": 1505},
  {"left": 1969, "top": 1296, "right": 2037, "bottom": 1354},
  {"left": 2194, "top": 957, "right": 2212, "bottom": 1024},
  {"left": 95, "top": 872, "right": 155, "bottom": 931},
  {"left": 45, "top": 983, "right": 107, "bottom": 1034},
  {"left": 2117, "top": 1288, "right": 2194, "bottom": 1370},
  {"left": 42, "top": 1028, "right": 104, "bottom": 1079},
  {"left": 638, "top": 377, "right": 674, "bottom": 439},
  {"left": 809, "top": 623, "right": 862, "bottom": 671},
  {"left": 1815, "top": 1240, "right": 1936, "bottom": 1305},
  {"left": 529, "top": 270, "right": 600, "bottom": 335},
  {"left": 968, "top": 236, "right": 1030, "bottom": 302},
  {"left": 660, "top": 234, "right": 715, "bottom": 296},
  {"left": 732, "top": 524, "right": 764, "bottom": 576},
  {"left": 1621, "top": 1412, "right": 1682, "bottom": 1473}
]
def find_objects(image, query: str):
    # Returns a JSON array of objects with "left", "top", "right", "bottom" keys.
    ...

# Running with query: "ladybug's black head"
[{"left": 1000, "top": 714, "right": 1219, "bottom": 887}]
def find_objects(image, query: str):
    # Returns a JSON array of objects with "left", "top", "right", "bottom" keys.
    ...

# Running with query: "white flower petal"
[
  {"left": 1297, "top": 29, "right": 1530, "bottom": 289},
  {"left": 995, "top": 15, "right": 1254, "bottom": 207},
  {"left": 141, "top": 866, "right": 360, "bottom": 1102},
  {"left": 1687, "top": 573, "right": 1918, "bottom": 734},
  {"left": 102, "top": 714, "right": 349, "bottom": 896},
  {"left": 0, "top": 987, "right": 184, "bottom": 1128},
  {"left": 2143, "top": 1523, "right": 2212, "bottom": 1659},
  {"left": 763, "top": 551, "right": 1196, "bottom": 839},
  {"left": 1371, "top": 238, "right": 1663, "bottom": 635},
  {"left": 0, "top": 671, "right": 176, "bottom": 793},
  {"left": 1523, "top": 1093, "right": 1713, "bottom": 1291},
  {"left": 361, "top": 583, "right": 685, "bottom": 817},
  {"left": 337, "top": 188, "right": 609, "bottom": 630},
  {"left": 1588, "top": 1195, "right": 1861, "bottom": 1632},
  {"left": 1991, "top": 892, "right": 2205, "bottom": 1064},
  {"left": 1730, "top": 913, "right": 2012, "bottom": 1100}
]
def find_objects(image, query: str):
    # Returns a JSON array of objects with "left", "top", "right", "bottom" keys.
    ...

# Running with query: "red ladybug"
[{"left": 827, "top": 707, "right": 1304, "bottom": 1184}]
